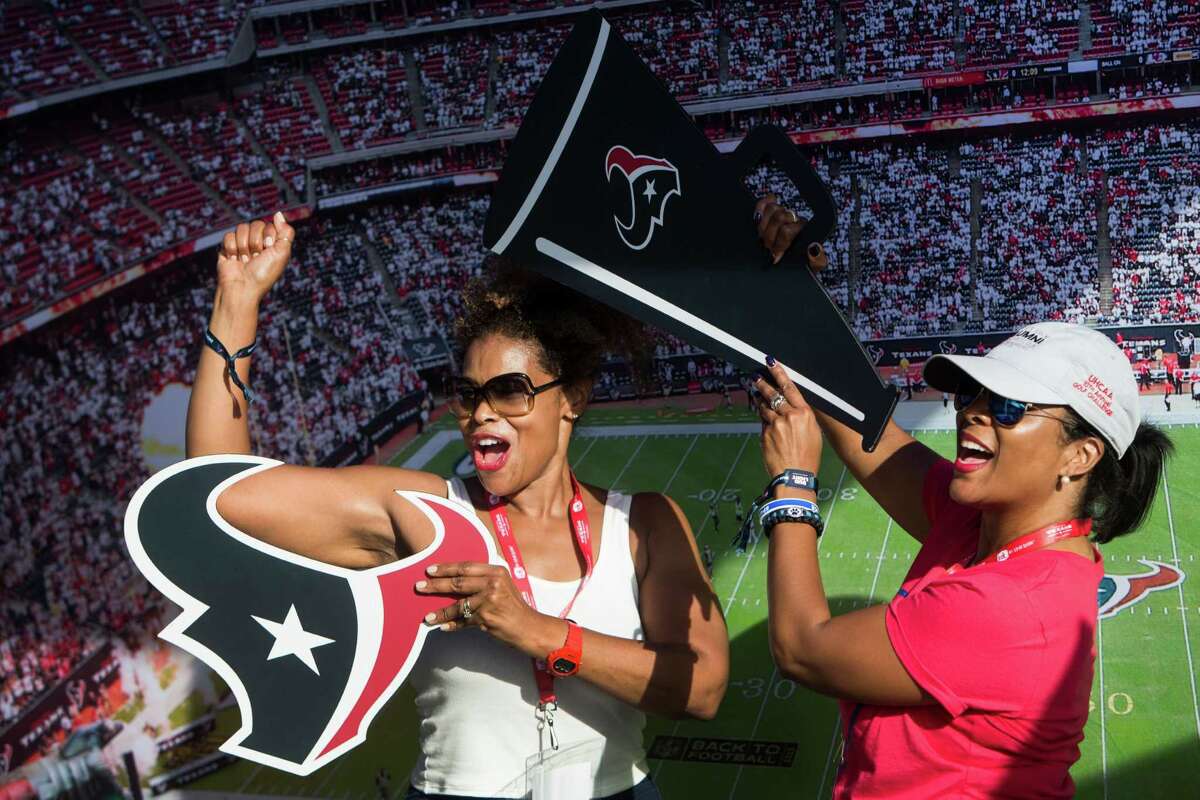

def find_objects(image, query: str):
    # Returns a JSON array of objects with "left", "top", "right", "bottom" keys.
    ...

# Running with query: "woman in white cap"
[{"left": 749, "top": 197, "right": 1173, "bottom": 798}]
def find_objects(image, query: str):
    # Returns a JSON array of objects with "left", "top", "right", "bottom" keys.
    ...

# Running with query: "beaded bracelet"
[{"left": 761, "top": 502, "right": 824, "bottom": 538}]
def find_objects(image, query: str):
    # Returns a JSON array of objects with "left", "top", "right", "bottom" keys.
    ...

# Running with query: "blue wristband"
[
  {"left": 758, "top": 498, "right": 819, "bottom": 526},
  {"left": 762, "top": 505, "right": 824, "bottom": 538}
]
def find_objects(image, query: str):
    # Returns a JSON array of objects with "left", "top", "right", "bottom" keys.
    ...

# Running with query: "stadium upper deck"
[
  {"left": 2, "top": 1, "right": 1198, "bottom": 106},
  {"left": 2, "top": 0, "right": 1199, "bottom": 339}
]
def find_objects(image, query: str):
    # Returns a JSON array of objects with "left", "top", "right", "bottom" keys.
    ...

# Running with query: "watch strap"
[
  {"left": 547, "top": 620, "right": 583, "bottom": 677},
  {"left": 769, "top": 469, "right": 818, "bottom": 493}
]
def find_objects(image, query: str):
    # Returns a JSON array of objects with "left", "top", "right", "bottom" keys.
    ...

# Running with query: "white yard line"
[
  {"left": 235, "top": 765, "right": 263, "bottom": 794},
  {"left": 1098, "top": 607, "right": 1109, "bottom": 800},
  {"left": 609, "top": 435, "right": 648, "bottom": 489},
  {"left": 579, "top": 422, "right": 760, "bottom": 437},
  {"left": 311, "top": 757, "right": 349, "bottom": 798},
  {"left": 812, "top": 467, "right": 872, "bottom": 800},
  {"left": 571, "top": 435, "right": 599, "bottom": 469},
  {"left": 662, "top": 435, "right": 699, "bottom": 492},
  {"left": 402, "top": 424, "right": 760, "bottom": 470},
  {"left": 729, "top": 466, "right": 849, "bottom": 799},
  {"left": 652, "top": 433, "right": 753, "bottom": 782},
  {"left": 867, "top": 520, "right": 894, "bottom": 601},
  {"left": 1162, "top": 462, "right": 1200, "bottom": 740}
]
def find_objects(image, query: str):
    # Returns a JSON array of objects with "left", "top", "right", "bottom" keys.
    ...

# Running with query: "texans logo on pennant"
[
  {"left": 123, "top": 455, "right": 498, "bottom": 775},
  {"left": 605, "top": 145, "right": 681, "bottom": 250}
]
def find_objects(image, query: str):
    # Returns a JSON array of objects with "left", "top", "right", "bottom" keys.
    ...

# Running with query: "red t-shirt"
[{"left": 834, "top": 459, "right": 1104, "bottom": 799}]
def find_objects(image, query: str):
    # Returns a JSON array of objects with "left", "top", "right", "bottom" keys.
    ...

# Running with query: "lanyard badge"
[{"left": 487, "top": 473, "right": 595, "bottom": 751}]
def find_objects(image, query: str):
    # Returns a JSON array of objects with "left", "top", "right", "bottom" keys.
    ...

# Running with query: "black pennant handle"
[{"left": 726, "top": 124, "right": 837, "bottom": 255}]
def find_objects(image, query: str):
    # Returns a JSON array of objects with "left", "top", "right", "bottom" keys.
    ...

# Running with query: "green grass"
[
  {"left": 168, "top": 691, "right": 211, "bottom": 730},
  {"left": 191, "top": 408, "right": 1200, "bottom": 798},
  {"left": 112, "top": 691, "right": 145, "bottom": 724}
]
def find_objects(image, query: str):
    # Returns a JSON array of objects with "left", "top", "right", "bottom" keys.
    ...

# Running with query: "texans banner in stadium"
[
  {"left": 123, "top": 456, "right": 498, "bottom": 775},
  {"left": 484, "top": 11, "right": 898, "bottom": 449}
]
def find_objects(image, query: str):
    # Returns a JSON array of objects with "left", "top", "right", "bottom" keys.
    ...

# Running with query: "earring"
[
  {"left": 569, "top": 412, "right": 580, "bottom": 421},
  {"left": 1058, "top": 475, "right": 1070, "bottom": 489}
]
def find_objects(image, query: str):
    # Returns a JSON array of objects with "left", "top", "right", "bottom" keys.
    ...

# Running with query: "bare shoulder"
[{"left": 629, "top": 491, "right": 690, "bottom": 536}]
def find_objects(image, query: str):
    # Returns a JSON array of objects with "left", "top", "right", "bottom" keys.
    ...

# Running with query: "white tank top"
[{"left": 406, "top": 478, "right": 649, "bottom": 798}]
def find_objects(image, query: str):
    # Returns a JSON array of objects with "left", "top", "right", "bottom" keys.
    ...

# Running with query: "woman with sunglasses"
[
  {"left": 751, "top": 197, "right": 1172, "bottom": 797},
  {"left": 186, "top": 218, "right": 728, "bottom": 799}
]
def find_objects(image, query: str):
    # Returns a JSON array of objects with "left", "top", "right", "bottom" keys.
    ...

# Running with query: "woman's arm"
[
  {"left": 579, "top": 491, "right": 729, "bottom": 719},
  {"left": 755, "top": 195, "right": 943, "bottom": 541},
  {"left": 188, "top": 214, "right": 448, "bottom": 568},
  {"left": 418, "top": 492, "right": 730, "bottom": 719},
  {"left": 186, "top": 214, "right": 292, "bottom": 458},
  {"left": 215, "top": 463, "right": 450, "bottom": 568},
  {"left": 754, "top": 358, "right": 930, "bottom": 705}
]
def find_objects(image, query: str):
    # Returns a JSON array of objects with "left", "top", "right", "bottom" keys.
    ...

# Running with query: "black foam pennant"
[{"left": 484, "top": 11, "right": 897, "bottom": 449}]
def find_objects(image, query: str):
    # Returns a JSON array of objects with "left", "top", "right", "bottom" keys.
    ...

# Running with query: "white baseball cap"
[{"left": 923, "top": 322, "right": 1142, "bottom": 457}]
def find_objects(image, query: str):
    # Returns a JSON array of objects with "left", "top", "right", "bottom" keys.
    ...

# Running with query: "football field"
[{"left": 193, "top": 404, "right": 1200, "bottom": 798}]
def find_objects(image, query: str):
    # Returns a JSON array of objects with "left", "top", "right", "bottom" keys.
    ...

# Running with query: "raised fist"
[{"left": 216, "top": 211, "right": 296, "bottom": 303}]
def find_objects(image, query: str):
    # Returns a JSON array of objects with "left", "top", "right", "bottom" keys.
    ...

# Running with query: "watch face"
[{"left": 552, "top": 657, "right": 577, "bottom": 675}]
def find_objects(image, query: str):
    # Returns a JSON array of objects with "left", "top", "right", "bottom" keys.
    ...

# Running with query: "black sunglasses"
[
  {"left": 445, "top": 372, "right": 566, "bottom": 419},
  {"left": 953, "top": 378, "right": 1062, "bottom": 427}
]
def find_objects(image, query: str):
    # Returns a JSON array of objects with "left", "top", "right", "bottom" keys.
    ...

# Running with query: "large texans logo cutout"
[
  {"left": 123, "top": 455, "right": 497, "bottom": 775},
  {"left": 1098, "top": 560, "right": 1184, "bottom": 619},
  {"left": 605, "top": 145, "right": 681, "bottom": 250}
]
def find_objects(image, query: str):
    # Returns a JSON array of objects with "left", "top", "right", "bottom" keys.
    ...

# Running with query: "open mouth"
[
  {"left": 472, "top": 436, "right": 511, "bottom": 472},
  {"left": 954, "top": 434, "right": 994, "bottom": 473}
]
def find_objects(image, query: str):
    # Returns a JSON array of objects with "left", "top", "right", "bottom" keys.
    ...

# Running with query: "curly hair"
[{"left": 454, "top": 259, "right": 652, "bottom": 392}]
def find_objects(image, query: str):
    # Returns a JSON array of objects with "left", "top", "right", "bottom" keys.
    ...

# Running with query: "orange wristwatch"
[{"left": 547, "top": 620, "right": 583, "bottom": 677}]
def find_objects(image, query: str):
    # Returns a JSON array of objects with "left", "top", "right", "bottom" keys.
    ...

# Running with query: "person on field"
[
  {"left": 188, "top": 213, "right": 728, "bottom": 799},
  {"left": 746, "top": 195, "right": 1172, "bottom": 798}
]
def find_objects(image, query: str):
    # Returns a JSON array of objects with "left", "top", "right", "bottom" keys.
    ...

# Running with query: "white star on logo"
[
  {"left": 643, "top": 179, "right": 656, "bottom": 202},
  {"left": 251, "top": 604, "right": 335, "bottom": 675}
]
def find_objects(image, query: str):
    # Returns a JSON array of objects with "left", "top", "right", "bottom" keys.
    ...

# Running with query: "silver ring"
[
  {"left": 460, "top": 598, "right": 473, "bottom": 620},
  {"left": 788, "top": 210, "right": 798, "bottom": 223},
  {"left": 770, "top": 395, "right": 786, "bottom": 412}
]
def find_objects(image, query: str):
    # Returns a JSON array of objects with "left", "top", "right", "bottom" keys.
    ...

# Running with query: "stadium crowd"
[
  {"left": 962, "top": 132, "right": 1102, "bottom": 327},
  {"left": 5, "top": 0, "right": 1200, "bottom": 111},
  {"left": 1099, "top": 123, "right": 1200, "bottom": 323},
  {"left": 0, "top": 201, "right": 443, "bottom": 730},
  {"left": 7, "top": 0, "right": 1200, "bottom": 329},
  {"left": 1095, "top": 0, "right": 1200, "bottom": 54},
  {"left": 6, "top": 0, "right": 1200, "bottom": 740},
  {"left": 846, "top": 141, "right": 973, "bottom": 339}
]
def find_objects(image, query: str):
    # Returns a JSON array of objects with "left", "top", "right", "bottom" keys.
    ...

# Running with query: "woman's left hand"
[
  {"left": 415, "top": 562, "right": 560, "bottom": 657},
  {"left": 753, "top": 358, "right": 824, "bottom": 478}
]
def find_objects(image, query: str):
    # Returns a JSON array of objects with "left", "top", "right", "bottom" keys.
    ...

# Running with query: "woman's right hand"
[
  {"left": 216, "top": 210, "right": 295, "bottom": 303},
  {"left": 754, "top": 194, "right": 828, "bottom": 270}
]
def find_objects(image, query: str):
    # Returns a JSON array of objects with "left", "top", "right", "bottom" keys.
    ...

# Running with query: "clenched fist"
[{"left": 216, "top": 211, "right": 296, "bottom": 304}]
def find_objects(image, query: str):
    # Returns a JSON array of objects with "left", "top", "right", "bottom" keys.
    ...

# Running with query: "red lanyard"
[
  {"left": 487, "top": 472, "right": 594, "bottom": 706},
  {"left": 947, "top": 517, "right": 1093, "bottom": 574}
]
